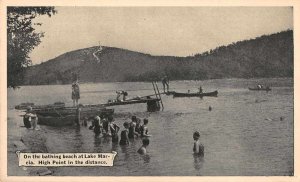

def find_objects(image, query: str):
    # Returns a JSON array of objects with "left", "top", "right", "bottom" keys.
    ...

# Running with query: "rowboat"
[
  {"left": 173, "top": 90, "right": 218, "bottom": 97},
  {"left": 35, "top": 106, "right": 114, "bottom": 127},
  {"left": 37, "top": 115, "right": 76, "bottom": 127},
  {"left": 15, "top": 102, "right": 65, "bottom": 110},
  {"left": 248, "top": 87, "right": 271, "bottom": 91},
  {"left": 35, "top": 106, "right": 113, "bottom": 117}
]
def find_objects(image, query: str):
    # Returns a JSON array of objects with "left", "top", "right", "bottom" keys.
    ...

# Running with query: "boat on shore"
[
  {"left": 15, "top": 102, "right": 65, "bottom": 110},
  {"left": 37, "top": 114, "right": 77, "bottom": 126},
  {"left": 33, "top": 105, "right": 114, "bottom": 127},
  {"left": 173, "top": 90, "right": 218, "bottom": 98},
  {"left": 36, "top": 107, "right": 114, "bottom": 127}
]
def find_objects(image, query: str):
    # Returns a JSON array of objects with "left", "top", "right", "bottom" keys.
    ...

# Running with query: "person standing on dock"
[
  {"left": 162, "top": 75, "right": 169, "bottom": 93},
  {"left": 72, "top": 80, "right": 80, "bottom": 107}
]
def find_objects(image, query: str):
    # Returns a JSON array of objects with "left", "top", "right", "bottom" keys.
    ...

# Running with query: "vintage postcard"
[{"left": 0, "top": 0, "right": 299, "bottom": 181}]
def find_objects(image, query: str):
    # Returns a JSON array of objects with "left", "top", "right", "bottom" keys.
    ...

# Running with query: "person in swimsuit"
[
  {"left": 128, "top": 116, "right": 139, "bottom": 139},
  {"left": 93, "top": 116, "right": 102, "bottom": 137},
  {"left": 137, "top": 138, "right": 150, "bottom": 155},
  {"left": 102, "top": 115, "right": 109, "bottom": 135},
  {"left": 108, "top": 116, "right": 120, "bottom": 143},
  {"left": 141, "top": 119, "right": 151, "bottom": 137},
  {"left": 119, "top": 122, "right": 130, "bottom": 145},
  {"left": 135, "top": 118, "right": 142, "bottom": 135},
  {"left": 193, "top": 131, "right": 204, "bottom": 156}
]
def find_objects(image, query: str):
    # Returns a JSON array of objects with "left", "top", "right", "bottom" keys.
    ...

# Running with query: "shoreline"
[{"left": 7, "top": 109, "right": 52, "bottom": 176}]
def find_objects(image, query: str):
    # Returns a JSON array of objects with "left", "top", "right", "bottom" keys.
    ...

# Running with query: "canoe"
[
  {"left": 173, "top": 90, "right": 218, "bottom": 97},
  {"left": 248, "top": 87, "right": 271, "bottom": 91}
]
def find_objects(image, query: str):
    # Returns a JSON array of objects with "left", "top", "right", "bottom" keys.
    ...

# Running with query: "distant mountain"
[{"left": 23, "top": 30, "right": 293, "bottom": 85}]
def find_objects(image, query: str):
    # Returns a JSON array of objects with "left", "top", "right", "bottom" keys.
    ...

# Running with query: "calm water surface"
[{"left": 8, "top": 78, "right": 294, "bottom": 176}]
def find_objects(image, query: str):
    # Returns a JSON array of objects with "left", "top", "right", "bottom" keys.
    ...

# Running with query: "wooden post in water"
[
  {"left": 147, "top": 82, "right": 161, "bottom": 112},
  {"left": 155, "top": 81, "right": 164, "bottom": 111},
  {"left": 146, "top": 99, "right": 160, "bottom": 112},
  {"left": 75, "top": 107, "right": 81, "bottom": 126}
]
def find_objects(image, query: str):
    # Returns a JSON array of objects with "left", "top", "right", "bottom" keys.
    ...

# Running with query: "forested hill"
[{"left": 23, "top": 30, "right": 293, "bottom": 85}]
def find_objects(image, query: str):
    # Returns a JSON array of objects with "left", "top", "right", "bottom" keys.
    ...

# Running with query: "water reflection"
[
  {"left": 93, "top": 136, "right": 102, "bottom": 151},
  {"left": 73, "top": 125, "right": 83, "bottom": 151},
  {"left": 193, "top": 154, "right": 204, "bottom": 171},
  {"left": 120, "top": 145, "right": 130, "bottom": 161},
  {"left": 141, "top": 154, "right": 151, "bottom": 163},
  {"left": 111, "top": 143, "right": 119, "bottom": 153}
]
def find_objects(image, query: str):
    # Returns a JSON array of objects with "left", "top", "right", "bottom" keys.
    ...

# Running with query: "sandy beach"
[{"left": 7, "top": 109, "right": 52, "bottom": 176}]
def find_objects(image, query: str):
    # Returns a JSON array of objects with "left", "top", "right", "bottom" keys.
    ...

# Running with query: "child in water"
[
  {"left": 135, "top": 118, "right": 142, "bottom": 135},
  {"left": 128, "top": 116, "right": 139, "bottom": 138},
  {"left": 137, "top": 138, "right": 150, "bottom": 155},
  {"left": 108, "top": 116, "right": 120, "bottom": 143},
  {"left": 193, "top": 131, "right": 204, "bottom": 156},
  {"left": 119, "top": 122, "right": 130, "bottom": 145},
  {"left": 93, "top": 116, "right": 102, "bottom": 137},
  {"left": 141, "top": 119, "right": 151, "bottom": 137}
]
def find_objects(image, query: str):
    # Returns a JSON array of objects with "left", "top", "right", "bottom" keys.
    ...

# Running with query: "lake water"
[{"left": 7, "top": 78, "right": 294, "bottom": 176}]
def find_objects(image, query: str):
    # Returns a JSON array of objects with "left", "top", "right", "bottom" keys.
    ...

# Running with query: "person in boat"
[
  {"left": 119, "top": 121, "right": 130, "bottom": 145},
  {"left": 257, "top": 84, "right": 263, "bottom": 89},
  {"left": 193, "top": 131, "right": 204, "bottom": 156},
  {"left": 141, "top": 118, "right": 151, "bottom": 137},
  {"left": 123, "top": 91, "right": 128, "bottom": 101},
  {"left": 116, "top": 90, "right": 128, "bottom": 102},
  {"left": 72, "top": 80, "right": 80, "bottom": 107},
  {"left": 128, "top": 116, "right": 140, "bottom": 139},
  {"left": 108, "top": 116, "right": 120, "bottom": 143},
  {"left": 137, "top": 138, "right": 150, "bottom": 155},
  {"left": 199, "top": 86, "right": 203, "bottom": 94},
  {"left": 162, "top": 75, "right": 169, "bottom": 93}
]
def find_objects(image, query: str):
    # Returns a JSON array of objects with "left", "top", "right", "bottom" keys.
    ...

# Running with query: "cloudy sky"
[{"left": 29, "top": 6, "right": 293, "bottom": 64}]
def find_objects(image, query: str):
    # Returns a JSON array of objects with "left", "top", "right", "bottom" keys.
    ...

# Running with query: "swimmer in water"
[
  {"left": 137, "top": 138, "right": 150, "bottom": 155},
  {"left": 119, "top": 122, "right": 130, "bottom": 145},
  {"left": 193, "top": 131, "right": 204, "bottom": 156},
  {"left": 141, "top": 118, "right": 151, "bottom": 137},
  {"left": 128, "top": 116, "right": 139, "bottom": 139},
  {"left": 135, "top": 118, "right": 142, "bottom": 135}
]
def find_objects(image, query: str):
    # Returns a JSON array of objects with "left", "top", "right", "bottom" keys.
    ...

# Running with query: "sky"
[{"left": 29, "top": 6, "right": 293, "bottom": 65}]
